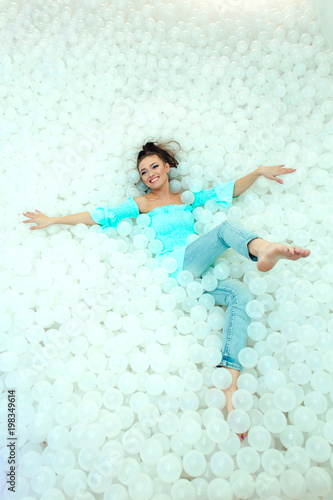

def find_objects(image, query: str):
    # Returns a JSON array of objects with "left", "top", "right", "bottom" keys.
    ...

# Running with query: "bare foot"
[
  {"left": 248, "top": 239, "right": 310, "bottom": 272},
  {"left": 220, "top": 368, "right": 247, "bottom": 442}
]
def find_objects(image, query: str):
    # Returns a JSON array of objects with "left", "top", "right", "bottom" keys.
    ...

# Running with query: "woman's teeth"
[{"left": 150, "top": 177, "right": 159, "bottom": 183}]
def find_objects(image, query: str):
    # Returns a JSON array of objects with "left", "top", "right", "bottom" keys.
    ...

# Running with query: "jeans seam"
[
  {"left": 211, "top": 285, "right": 240, "bottom": 367},
  {"left": 221, "top": 287, "right": 238, "bottom": 360},
  {"left": 217, "top": 220, "right": 231, "bottom": 250}
]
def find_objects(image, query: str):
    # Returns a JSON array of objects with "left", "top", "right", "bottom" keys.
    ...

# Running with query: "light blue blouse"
[{"left": 89, "top": 181, "right": 236, "bottom": 278}]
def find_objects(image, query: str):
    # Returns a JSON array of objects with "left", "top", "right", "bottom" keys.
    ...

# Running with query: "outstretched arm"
[
  {"left": 233, "top": 165, "right": 296, "bottom": 197},
  {"left": 23, "top": 210, "right": 98, "bottom": 230}
]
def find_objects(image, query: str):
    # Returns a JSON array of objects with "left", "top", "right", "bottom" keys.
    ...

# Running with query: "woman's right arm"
[
  {"left": 24, "top": 197, "right": 141, "bottom": 231},
  {"left": 22, "top": 210, "right": 98, "bottom": 230}
]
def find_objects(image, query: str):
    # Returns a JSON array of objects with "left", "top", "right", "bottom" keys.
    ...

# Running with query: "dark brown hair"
[{"left": 137, "top": 139, "right": 181, "bottom": 172}]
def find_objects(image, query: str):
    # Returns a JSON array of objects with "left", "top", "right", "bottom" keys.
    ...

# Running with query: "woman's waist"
[
  {"left": 157, "top": 234, "right": 191, "bottom": 253},
  {"left": 157, "top": 243, "right": 187, "bottom": 257}
]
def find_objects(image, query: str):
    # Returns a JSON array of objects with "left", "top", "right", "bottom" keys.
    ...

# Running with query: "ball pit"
[{"left": 1, "top": 0, "right": 333, "bottom": 498}]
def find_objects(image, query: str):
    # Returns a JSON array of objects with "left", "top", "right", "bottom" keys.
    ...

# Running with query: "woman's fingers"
[
  {"left": 266, "top": 174, "right": 282, "bottom": 183},
  {"left": 23, "top": 212, "right": 49, "bottom": 230},
  {"left": 265, "top": 165, "right": 296, "bottom": 172},
  {"left": 23, "top": 211, "right": 42, "bottom": 226},
  {"left": 279, "top": 167, "right": 296, "bottom": 174},
  {"left": 262, "top": 166, "right": 296, "bottom": 181},
  {"left": 275, "top": 167, "right": 295, "bottom": 172}
]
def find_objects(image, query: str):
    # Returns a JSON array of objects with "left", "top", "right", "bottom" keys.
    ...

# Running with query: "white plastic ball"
[
  {"left": 31, "top": 466, "right": 56, "bottom": 493},
  {"left": 238, "top": 348, "right": 259, "bottom": 368},
  {"left": 280, "top": 469, "right": 305, "bottom": 498},
  {"left": 206, "top": 417, "right": 230, "bottom": 444},
  {"left": 227, "top": 410, "right": 251, "bottom": 435},
  {"left": 157, "top": 454, "right": 182, "bottom": 483},
  {"left": 230, "top": 470, "right": 255, "bottom": 499},
  {"left": 305, "top": 435, "right": 331, "bottom": 463},
  {"left": 207, "top": 478, "right": 233, "bottom": 500},
  {"left": 128, "top": 473, "right": 154, "bottom": 500},
  {"left": 292, "top": 407, "right": 318, "bottom": 432},
  {"left": 236, "top": 447, "right": 261, "bottom": 474},
  {"left": 209, "top": 451, "right": 234, "bottom": 479},
  {"left": 182, "top": 450, "right": 206, "bottom": 477},
  {"left": 261, "top": 449, "right": 286, "bottom": 476},
  {"left": 305, "top": 467, "right": 332, "bottom": 496},
  {"left": 231, "top": 389, "right": 253, "bottom": 411}
]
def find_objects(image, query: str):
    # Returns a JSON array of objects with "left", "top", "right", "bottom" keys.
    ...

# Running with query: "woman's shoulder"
[{"left": 133, "top": 196, "right": 149, "bottom": 214}]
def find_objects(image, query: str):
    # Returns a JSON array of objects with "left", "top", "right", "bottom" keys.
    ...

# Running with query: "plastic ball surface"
[
  {"left": 157, "top": 454, "right": 182, "bottom": 483},
  {"left": 227, "top": 410, "right": 251, "bottom": 434}
]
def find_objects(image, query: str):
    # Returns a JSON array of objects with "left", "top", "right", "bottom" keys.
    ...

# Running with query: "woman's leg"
[
  {"left": 183, "top": 221, "right": 259, "bottom": 279},
  {"left": 205, "top": 279, "right": 254, "bottom": 441},
  {"left": 182, "top": 220, "right": 310, "bottom": 278},
  {"left": 209, "top": 280, "right": 253, "bottom": 372}
]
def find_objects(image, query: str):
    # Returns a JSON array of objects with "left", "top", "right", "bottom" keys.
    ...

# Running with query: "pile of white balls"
[{"left": 1, "top": 0, "right": 333, "bottom": 498}]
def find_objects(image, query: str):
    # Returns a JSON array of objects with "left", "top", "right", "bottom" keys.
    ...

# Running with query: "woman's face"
[{"left": 138, "top": 154, "right": 170, "bottom": 189}]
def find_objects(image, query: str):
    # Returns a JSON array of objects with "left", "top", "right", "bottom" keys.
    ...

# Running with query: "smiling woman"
[
  {"left": 85, "top": 139, "right": 310, "bottom": 441},
  {"left": 22, "top": 138, "right": 310, "bottom": 442}
]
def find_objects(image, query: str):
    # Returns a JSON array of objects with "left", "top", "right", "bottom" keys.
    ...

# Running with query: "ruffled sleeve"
[
  {"left": 89, "top": 196, "right": 140, "bottom": 231},
  {"left": 191, "top": 180, "right": 237, "bottom": 209}
]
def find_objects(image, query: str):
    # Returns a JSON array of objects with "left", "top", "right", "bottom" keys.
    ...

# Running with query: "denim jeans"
[{"left": 182, "top": 221, "right": 260, "bottom": 371}]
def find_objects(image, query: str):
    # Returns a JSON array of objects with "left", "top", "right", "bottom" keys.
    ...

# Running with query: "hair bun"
[{"left": 143, "top": 141, "right": 155, "bottom": 151}]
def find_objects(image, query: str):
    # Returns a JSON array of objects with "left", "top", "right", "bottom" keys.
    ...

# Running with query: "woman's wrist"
[{"left": 47, "top": 217, "right": 57, "bottom": 226}]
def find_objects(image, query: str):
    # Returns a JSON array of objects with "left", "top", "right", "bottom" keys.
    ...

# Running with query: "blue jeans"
[{"left": 182, "top": 221, "right": 260, "bottom": 371}]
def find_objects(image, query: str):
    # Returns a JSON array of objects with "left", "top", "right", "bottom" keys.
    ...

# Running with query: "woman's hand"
[
  {"left": 22, "top": 210, "right": 53, "bottom": 230},
  {"left": 257, "top": 165, "right": 296, "bottom": 184}
]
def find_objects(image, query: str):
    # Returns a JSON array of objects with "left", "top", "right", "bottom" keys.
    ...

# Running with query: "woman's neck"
[{"left": 146, "top": 183, "right": 176, "bottom": 202}]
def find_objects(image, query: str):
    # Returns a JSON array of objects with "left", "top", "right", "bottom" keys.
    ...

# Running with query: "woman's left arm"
[{"left": 233, "top": 165, "right": 296, "bottom": 197}]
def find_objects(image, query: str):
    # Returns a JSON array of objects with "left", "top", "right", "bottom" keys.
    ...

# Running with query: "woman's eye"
[{"left": 142, "top": 165, "right": 157, "bottom": 175}]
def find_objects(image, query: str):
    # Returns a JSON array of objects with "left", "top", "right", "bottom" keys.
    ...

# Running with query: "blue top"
[{"left": 89, "top": 181, "right": 236, "bottom": 279}]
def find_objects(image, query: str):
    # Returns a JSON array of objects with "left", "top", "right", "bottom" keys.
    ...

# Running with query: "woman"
[{"left": 23, "top": 140, "right": 310, "bottom": 441}]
